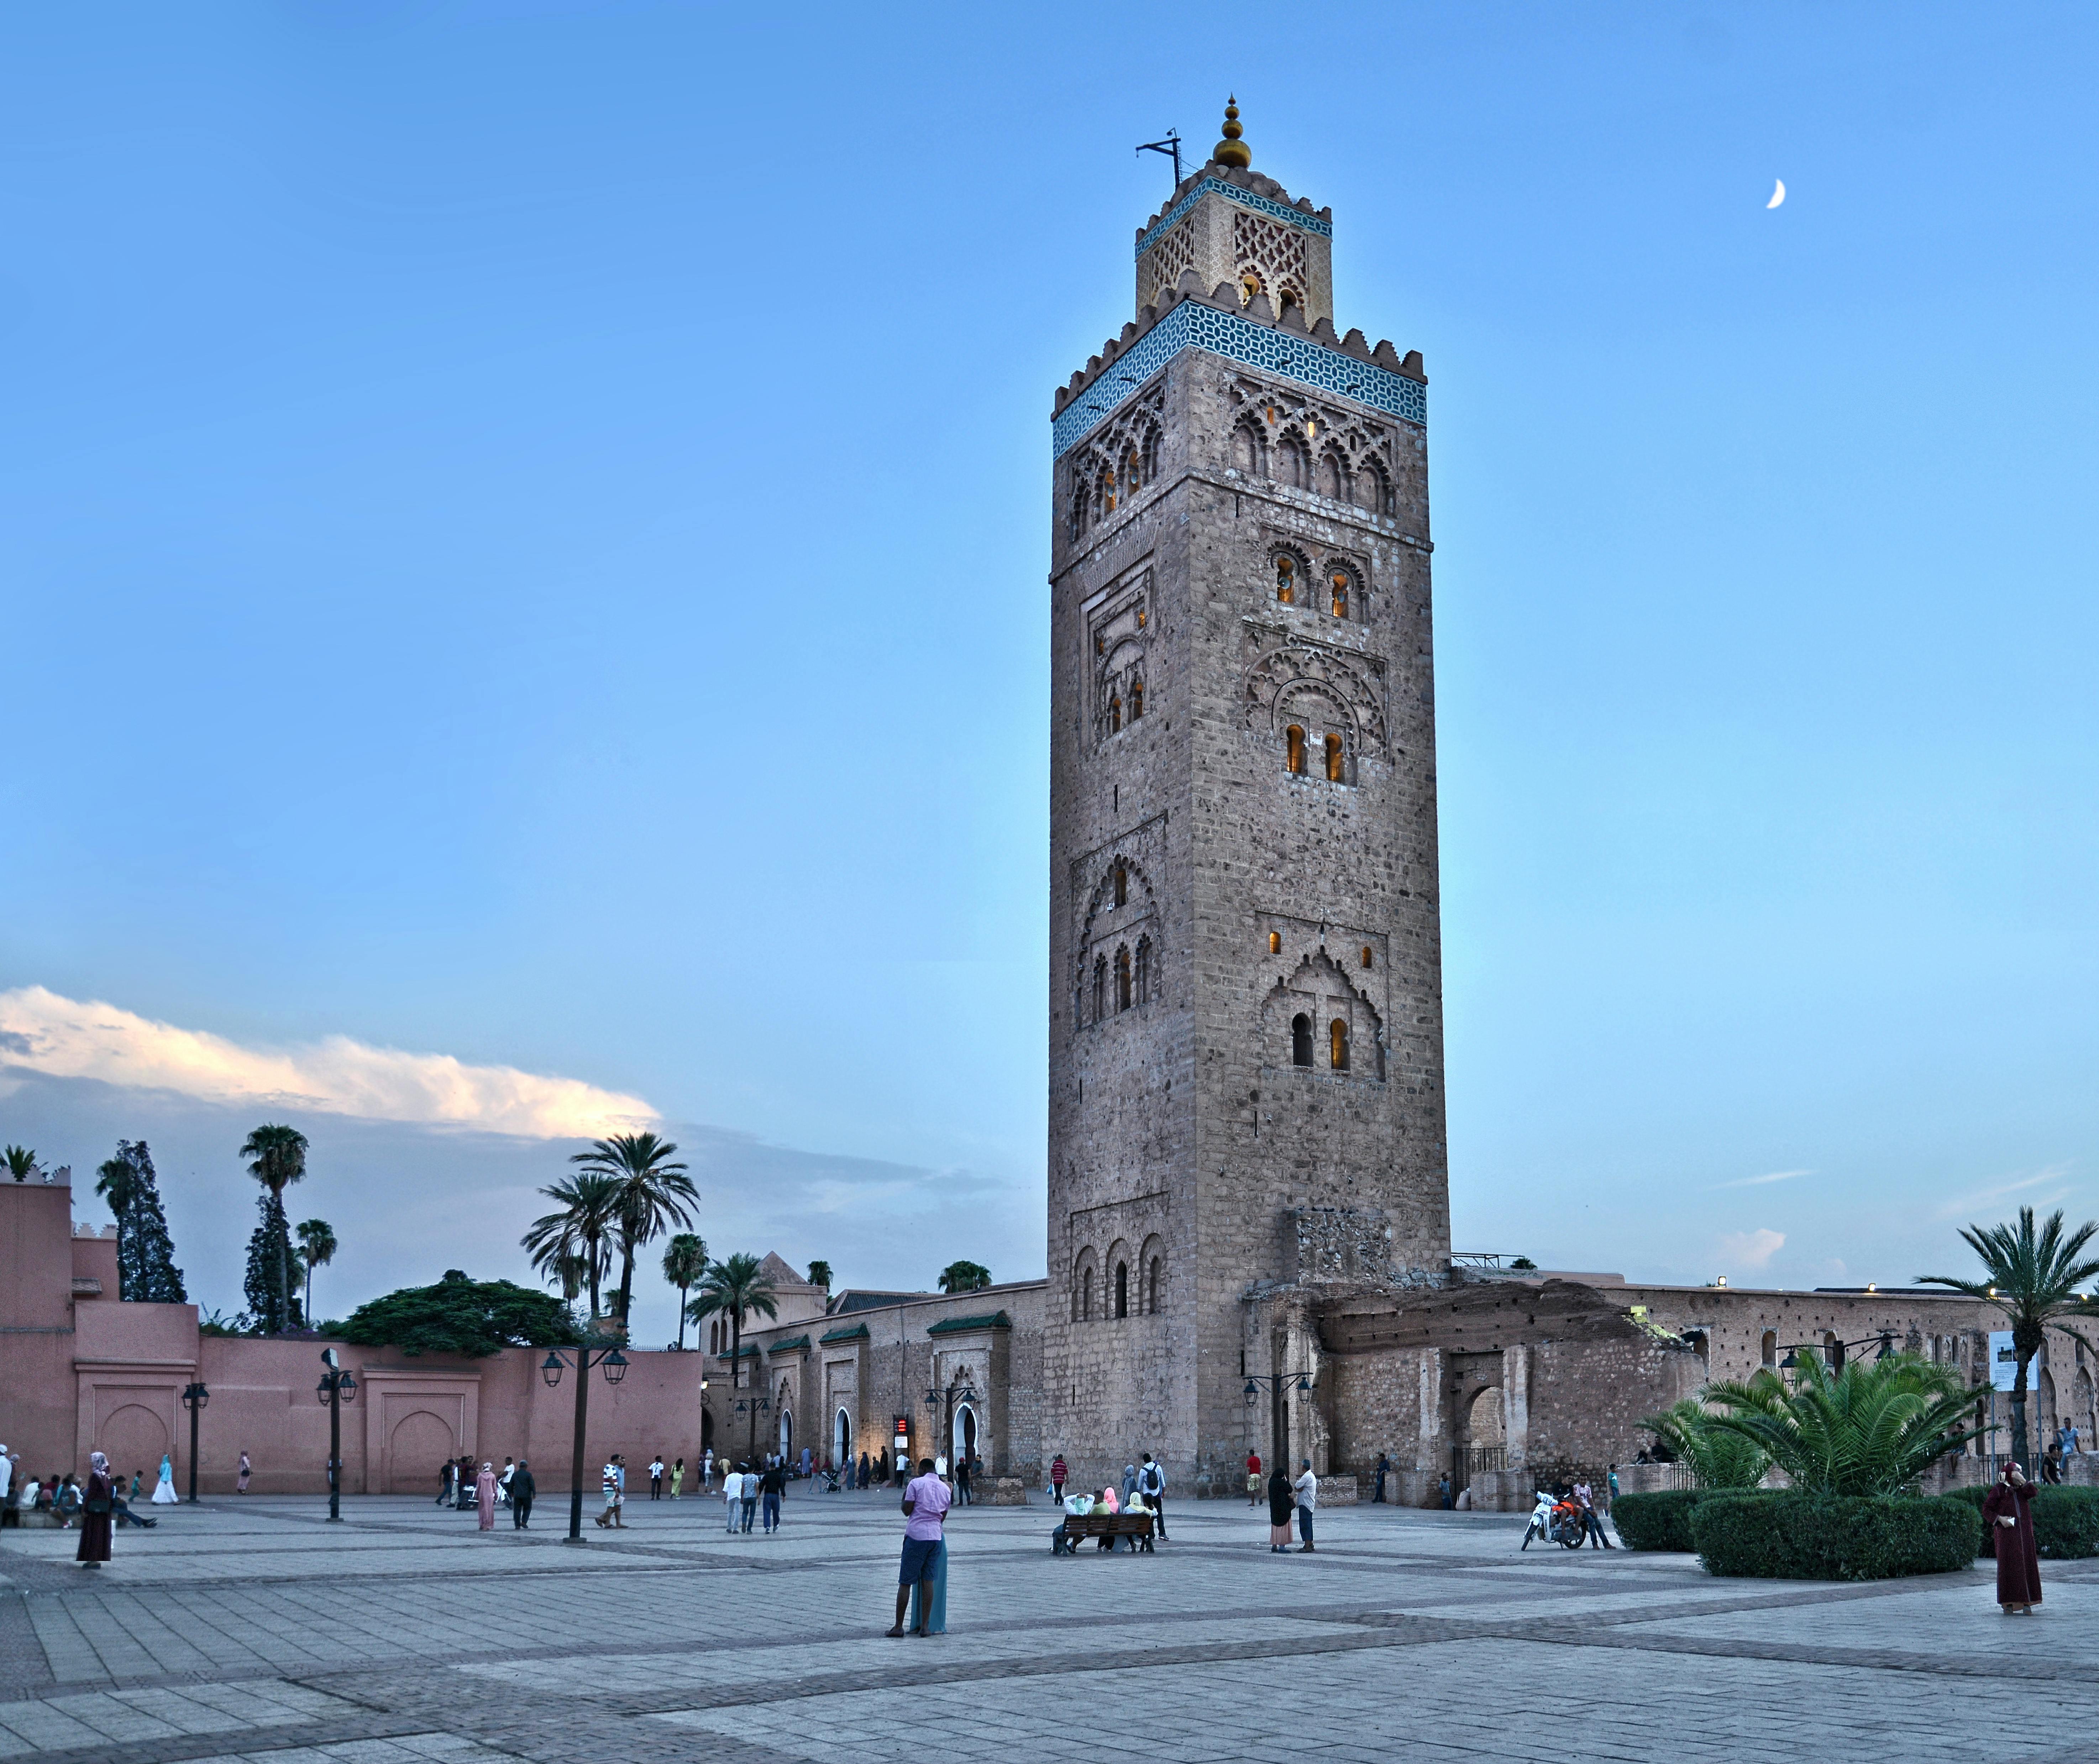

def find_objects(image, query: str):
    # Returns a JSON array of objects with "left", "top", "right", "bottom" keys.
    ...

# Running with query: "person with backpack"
[{"left": 1137, "top": 1452, "right": 1167, "bottom": 1539}]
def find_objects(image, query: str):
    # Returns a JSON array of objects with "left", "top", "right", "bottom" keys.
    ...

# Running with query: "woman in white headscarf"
[
  {"left": 475, "top": 1461, "right": 498, "bottom": 1531},
  {"left": 78, "top": 1452, "right": 114, "bottom": 1567},
  {"left": 150, "top": 1452, "right": 178, "bottom": 1504}
]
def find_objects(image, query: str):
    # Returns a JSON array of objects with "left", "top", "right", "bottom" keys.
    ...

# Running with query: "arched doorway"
[
  {"left": 388, "top": 1409, "right": 456, "bottom": 1496},
  {"left": 701, "top": 1407, "right": 714, "bottom": 1453},
  {"left": 98, "top": 1403, "right": 169, "bottom": 1487},
  {"left": 834, "top": 1408, "right": 850, "bottom": 1472},
  {"left": 778, "top": 1406, "right": 793, "bottom": 1464},
  {"left": 952, "top": 1402, "right": 978, "bottom": 1467}
]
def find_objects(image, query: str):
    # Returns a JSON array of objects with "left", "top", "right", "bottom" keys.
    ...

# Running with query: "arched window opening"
[
  {"left": 1113, "top": 863, "right": 1128, "bottom": 907},
  {"left": 1070, "top": 480, "right": 1089, "bottom": 540},
  {"left": 1279, "top": 289, "right": 1300, "bottom": 322},
  {"left": 1109, "top": 694, "right": 1122, "bottom": 733},
  {"left": 1277, "top": 436, "right": 1309, "bottom": 490},
  {"left": 1141, "top": 426, "right": 1161, "bottom": 485},
  {"left": 1319, "top": 453, "right": 1344, "bottom": 501},
  {"left": 1360, "top": 945, "right": 1374, "bottom": 969},
  {"left": 1291, "top": 1012, "right": 1313, "bottom": 1067},
  {"left": 1760, "top": 1330, "right": 1778, "bottom": 1370},
  {"left": 1114, "top": 1261, "right": 1128, "bottom": 1319},
  {"left": 1116, "top": 946, "right": 1132, "bottom": 1012},
  {"left": 1330, "top": 570, "right": 1350, "bottom": 619},
  {"left": 1134, "top": 937, "right": 1152, "bottom": 1006},
  {"left": 1268, "top": 931, "right": 1282, "bottom": 955},
  {"left": 1240, "top": 272, "right": 1261, "bottom": 305},
  {"left": 1324, "top": 733, "right": 1345, "bottom": 782},
  {"left": 1129, "top": 679, "right": 1144, "bottom": 720},
  {"left": 1092, "top": 956, "right": 1107, "bottom": 1024},
  {"left": 1146, "top": 1255, "right": 1161, "bottom": 1314},
  {"left": 1082, "top": 1268, "right": 1095, "bottom": 1321},
  {"left": 1123, "top": 445, "right": 1143, "bottom": 497},
  {"left": 1275, "top": 556, "right": 1296, "bottom": 604},
  {"left": 1232, "top": 424, "right": 1260, "bottom": 475},
  {"left": 1329, "top": 1018, "right": 1350, "bottom": 1071},
  {"left": 1285, "top": 725, "right": 1306, "bottom": 775}
]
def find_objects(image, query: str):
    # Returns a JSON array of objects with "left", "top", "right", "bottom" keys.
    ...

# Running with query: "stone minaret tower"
[{"left": 1043, "top": 103, "right": 1452, "bottom": 1493}]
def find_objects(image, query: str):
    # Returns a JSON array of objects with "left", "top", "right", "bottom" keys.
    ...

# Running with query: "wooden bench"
[{"left": 1055, "top": 1512, "right": 1155, "bottom": 1554}]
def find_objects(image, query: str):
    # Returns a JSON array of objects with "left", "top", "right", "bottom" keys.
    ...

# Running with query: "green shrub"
[
  {"left": 1946, "top": 1484, "right": 1992, "bottom": 1555},
  {"left": 1612, "top": 1489, "right": 1706, "bottom": 1551},
  {"left": 1690, "top": 1491, "right": 1980, "bottom": 1580},
  {"left": 2034, "top": 1487, "right": 2099, "bottom": 1558}
]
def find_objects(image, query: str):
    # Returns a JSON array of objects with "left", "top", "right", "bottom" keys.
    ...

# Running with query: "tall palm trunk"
[
  {"left": 675, "top": 1282, "right": 689, "bottom": 1351},
  {"left": 733, "top": 1307, "right": 749, "bottom": 1454},
  {"left": 615, "top": 1242, "right": 636, "bottom": 1326},
  {"left": 2013, "top": 1358, "right": 2032, "bottom": 1473}
]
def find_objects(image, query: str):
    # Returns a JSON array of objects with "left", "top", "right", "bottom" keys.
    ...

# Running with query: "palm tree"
[
  {"left": 1641, "top": 1398, "right": 1769, "bottom": 1490},
  {"left": 1697, "top": 1352, "right": 1981, "bottom": 1497},
  {"left": 1918, "top": 1205, "right": 2099, "bottom": 1471},
  {"left": 522, "top": 1171, "right": 621, "bottom": 1326},
  {"left": 661, "top": 1232, "right": 708, "bottom": 1350},
  {"left": 4, "top": 1145, "right": 41, "bottom": 1183},
  {"left": 806, "top": 1260, "right": 833, "bottom": 1290},
  {"left": 938, "top": 1259, "right": 992, "bottom": 1294},
  {"left": 295, "top": 1219, "right": 337, "bottom": 1325},
  {"left": 94, "top": 1155, "right": 139, "bottom": 1293},
  {"left": 570, "top": 1132, "right": 698, "bottom": 1327},
  {"left": 687, "top": 1253, "right": 779, "bottom": 1453},
  {"left": 240, "top": 1123, "right": 309, "bottom": 1334}
]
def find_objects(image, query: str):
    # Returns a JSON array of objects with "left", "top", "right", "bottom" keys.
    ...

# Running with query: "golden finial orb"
[{"left": 1213, "top": 95, "right": 1251, "bottom": 170}]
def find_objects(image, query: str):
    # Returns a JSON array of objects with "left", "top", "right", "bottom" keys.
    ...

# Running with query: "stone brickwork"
[{"left": 1045, "top": 147, "right": 1451, "bottom": 1500}]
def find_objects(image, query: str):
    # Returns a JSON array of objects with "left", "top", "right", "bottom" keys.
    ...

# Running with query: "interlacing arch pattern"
[
  {"left": 1067, "top": 389, "right": 1166, "bottom": 541},
  {"left": 1140, "top": 221, "right": 1197, "bottom": 310},
  {"left": 1074, "top": 855, "right": 1160, "bottom": 1030},
  {"left": 1243, "top": 633, "right": 1388, "bottom": 786},
  {"left": 1226, "top": 378, "right": 1397, "bottom": 517},
  {"left": 1233, "top": 211, "right": 1310, "bottom": 320}
]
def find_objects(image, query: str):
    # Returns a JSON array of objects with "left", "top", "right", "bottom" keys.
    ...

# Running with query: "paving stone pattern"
[{"left": 4, "top": 1492, "right": 2094, "bottom": 1763}]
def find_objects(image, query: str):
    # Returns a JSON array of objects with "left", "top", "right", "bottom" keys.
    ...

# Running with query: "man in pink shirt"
[{"left": 885, "top": 1456, "right": 952, "bottom": 1638}]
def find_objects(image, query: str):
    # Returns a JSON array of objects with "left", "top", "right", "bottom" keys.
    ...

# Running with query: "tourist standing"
[
  {"left": 885, "top": 1457, "right": 952, "bottom": 1637},
  {"left": 1294, "top": 1459, "right": 1318, "bottom": 1552},
  {"left": 671, "top": 1457, "right": 684, "bottom": 1499},
  {"left": 1574, "top": 1479, "right": 1612, "bottom": 1548},
  {"left": 152, "top": 1452, "right": 177, "bottom": 1505},
  {"left": 475, "top": 1462, "right": 498, "bottom": 1530},
  {"left": 761, "top": 1459, "right": 785, "bottom": 1533},
  {"left": 498, "top": 1457, "right": 515, "bottom": 1506},
  {"left": 236, "top": 1451, "right": 251, "bottom": 1494},
  {"left": 1984, "top": 1463, "right": 2042, "bottom": 1613},
  {"left": 1245, "top": 1450, "right": 1262, "bottom": 1506},
  {"left": 0, "top": 1448, "right": 12, "bottom": 1525},
  {"left": 724, "top": 1464, "right": 742, "bottom": 1532},
  {"left": 1266, "top": 1466, "right": 1294, "bottom": 1552},
  {"left": 650, "top": 1456, "right": 664, "bottom": 1500},
  {"left": 702, "top": 1446, "right": 714, "bottom": 1490},
  {"left": 1138, "top": 1453, "right": 1167, "bottom": 1538},
  {"left": 955, "top": 1452, "right": 972, "bottom": 1506},
  {"left": 1439, "top": 1471, "right": 1452, "bottom": 1509},
  {"left": 596, "top": 1456, "right": 626, "bottom": 1529},
  {"left": 1373, "top": 1452, "right": 1390, "bottom": 1504},
  {"left": 511, "top": 1460, "right": 535, "bottom": 1529},
  {"left": 76, "top": 1452, "right": 114, "bottom": 1569},
  {"left": 1050, "top": 1453, "right": 1067, "bottom": 1501}
]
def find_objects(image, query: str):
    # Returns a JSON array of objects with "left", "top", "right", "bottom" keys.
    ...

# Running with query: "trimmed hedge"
[
  {"left": 1612, "top": 1489, "right": 1706, "bottom": 1552},
  {"left": 1943, "top": 1483, "right": 2099, "bottom": 1559},
  {"left": 1689, "top": 1492, "right": 1980, "bottom": 1581}
]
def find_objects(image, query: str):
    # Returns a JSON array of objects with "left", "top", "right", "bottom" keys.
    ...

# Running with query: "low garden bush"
[
  {"left": 1942, "top": 1483, "right": 2099, "bottom": 1558},
  {"left": 1689, "top": 1491, "right": 1980, "bottom": 1580},
  {"left": 1612, "top": 1489, "right": 1706, "bottom": 1552}
]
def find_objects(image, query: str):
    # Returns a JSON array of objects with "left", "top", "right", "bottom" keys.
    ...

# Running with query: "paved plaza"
[{"left": 3, "top": 1489, "right": 2095, "bottom": 1763}]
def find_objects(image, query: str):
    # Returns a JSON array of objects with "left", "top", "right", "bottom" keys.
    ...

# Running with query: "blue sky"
[{"left": 4, "top": 4, "right": 2096, "bottom": 1341}]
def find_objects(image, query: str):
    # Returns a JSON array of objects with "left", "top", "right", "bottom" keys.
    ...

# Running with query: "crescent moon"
[{"left": 1767, "top": 178, "right": 1786, "bottom": 209}]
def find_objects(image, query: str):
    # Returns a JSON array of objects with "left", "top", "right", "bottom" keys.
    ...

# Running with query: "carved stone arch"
[
  {"left": 1321, "top": 554, "right": 1364, "bottom": 621},
  {"left": 1138, "top": 1234, "right": 1165, "bottom": 1314},
  {"left": 1071, "top": 1246, "right": 1099, "bottom": 1322},
  {"left": 1267, "top": 542, "right": 1311, "bottom": 608},
  {"left": 1243, "top": 638, "right": 1389, "bottom": 756},
  {"left": 1105, "top": 1238, "right": 1133, "bottom": 1319},
  {"left": 1260, "top": 951, "right": 1385, "bottom": 1079},
  {"left": 1317, "top": 449, "right": 1348, "bottom": 503},
  {"left": 1354, "top": 453, "right": 1392, "bottom": 516},
  {"left": 1081, "top": 853, "right": 1158, "bottom": 944},
  {"left": 1230, "top": 418, "right": 1265, "bottom": 477},
  {"left": 1274, "top": 429, "right": 1311, "bottom": 491}
]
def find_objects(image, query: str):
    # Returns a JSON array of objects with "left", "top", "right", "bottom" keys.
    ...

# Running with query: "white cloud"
[
  {"left": 1717, "top": 1227, "right": 1786, "bottom": 1270},
  {"left": 1929, "top": 1163, "right": 2073, "bottom": 1223},
  {"left": 0, "top": 985, "right": 653, "bottom": 1139},
  {"left": 1716, "top": 1168, "right": 1811, "bottom": 1190}
]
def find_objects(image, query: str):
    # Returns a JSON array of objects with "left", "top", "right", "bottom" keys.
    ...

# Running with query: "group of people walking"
[{"left": 437, "top": 1455, "right": 537, "bottom": 1529}]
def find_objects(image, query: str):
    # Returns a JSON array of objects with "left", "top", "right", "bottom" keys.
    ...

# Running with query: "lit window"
[
  {"left": 1330, "top": 1019, "right": 1350, "bottom": 1071},
  {"left": 1116, "top": 946, "right": 1132, "bottom": 1012},
  {"left": 1331, "top": 571, "right": 1350, "bottom": 618},
  {"left": 1324, "top": 733, "right": 1344, "bottom": 782},
  {"left": 1109, "top": 694, "right": 1122, "bottom": 733},
  {"left": 1286, "top": 725, "right": 1306, "bottom": 775},
  {"left": 1268, "top": 931, "right": 1281, "bottom": 955},
  {"left": 1130, "top": 679, "right": 1144, "bottom": 720},
  {"left": 1360, "top": 946, "right": 1374, "bottom": 969}
]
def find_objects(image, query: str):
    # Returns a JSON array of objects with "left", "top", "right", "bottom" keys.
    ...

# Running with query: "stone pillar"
[
  {"left": 1417, "top": 1347, "right": 1448, "bottom": 1479},
  {"left": 1502, "top": 1343, "right": 1531, "bottom": 1472}
]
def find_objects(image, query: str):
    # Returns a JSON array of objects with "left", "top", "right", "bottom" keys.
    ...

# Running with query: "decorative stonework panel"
[
  {"left": 1234, "top": 211, "right": 1310, "bottom": 309},
  {"left": 1134, "top": 176, "right": 1333, "bottom": 258},
  {"left": 1240, "top": 624, "right": 1389, "bottom": 754}
]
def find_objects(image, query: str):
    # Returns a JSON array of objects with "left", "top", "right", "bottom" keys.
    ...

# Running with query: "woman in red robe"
[
  {"left": 1982, "top": 1462, "right": 2041, "bottom": 1613},
  {"left": 76, "top": 1451, "right": 114, "bottom": 1569}
]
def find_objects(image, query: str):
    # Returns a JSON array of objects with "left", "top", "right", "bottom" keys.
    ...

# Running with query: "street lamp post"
[
  {"left": 922, "top": 1377, "right": 982, "bottom": 1473},
  {"left": 736, "top": 1392, "right": 772, "bottom": 1461},
  {"left": 540, "top": 1342, "right": 629, "bottom": 1541},
  {"left": 1774, "top": 1332, "right": 1896, "bottom": 1377},
  {"left": 314, "top": 1349, "right": 358, "bottom": 1522},
  {"left": 1243, "top": 1371, "right": 1315, "bottom": 1480},
  {"left": 179, "top": 1381, "right": 209, "bottom": 1502}
]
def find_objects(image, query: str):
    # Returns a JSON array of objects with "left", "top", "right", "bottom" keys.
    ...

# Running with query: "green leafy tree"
[
  {"left": 1642, "top": 1398, "right": 1770, "bottom": 1490},
  {"left": 1697, "top": 1353, "right": 1980, "bottom": 1498},
  {"left": 338, "top": 1270, "right": 582, "bottom": 1357},
  {"left": 661, "top": 1232, "right": 708, "bottom": 1351},
  {"left": 5, "top": 1145, "right": 42, "bottom": 1183},
  {"left": 806, "top": 1259, "right": 833, "bottom": 1290},
  {"left": 295, "top": 1219, "right": 337, "bottom": 1325},
  {"left": 239, "top": 1123, "right": 309, "bottom": 1333},
  {"left": 521, "top": 1171, "right": 621, "bottom": 1324},
  {"left": 1917, "top": 1206, "right": 2099, "bottom": 1474},
  {"left": 570, "top": 1132, "right": 698, "bottom": 1328},
  {"left": 687, "top": 1253, "right": 779, "bottom": 1452},
  {"left": 95, "top": 1153, "right": 138, "bottom": 1288},
  {"left": 243, "top": 1193, "right": 302, "bottom": 1331},
  {"left": 938, "top": 1259, "right": 992, "bottom": 1294},
  {"left": 112, "top": 1141, "right": 184, "bottom": 1302}
]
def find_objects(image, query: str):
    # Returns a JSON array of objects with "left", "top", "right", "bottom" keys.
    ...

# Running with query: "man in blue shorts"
[{"left": 885, "top": 1456, "right": 951, "bottom": 1637}]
